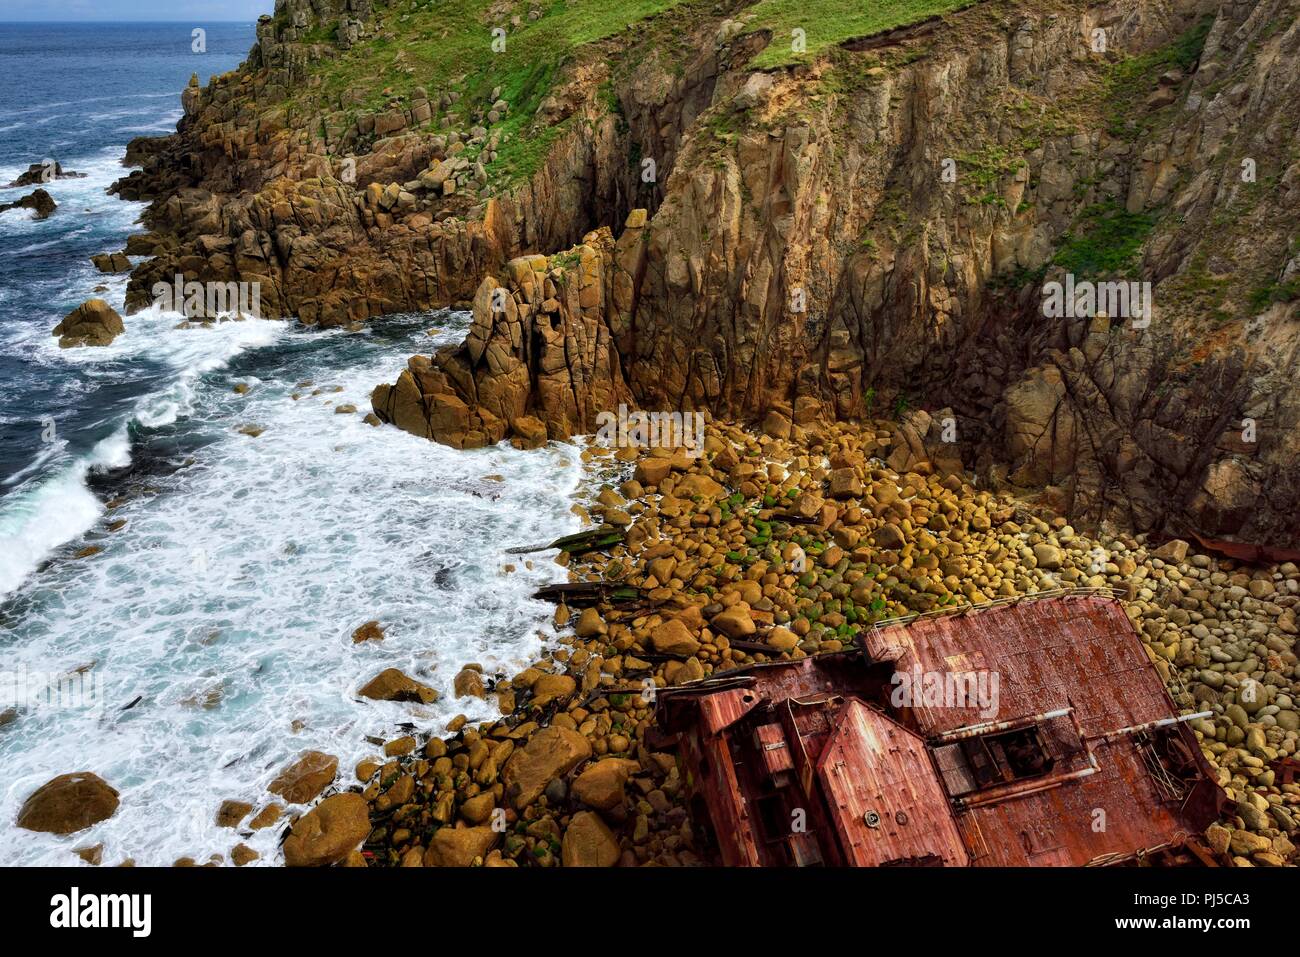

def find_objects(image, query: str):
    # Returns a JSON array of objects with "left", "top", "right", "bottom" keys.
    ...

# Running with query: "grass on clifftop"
[
  {"left": 288, "top": 0, "right": 992, "bottom": 183},
  {"left": 744, "top": 0, "right": 981, "bottom": 69},
  {"left": 296, "top": 0, "right": 687, "bottom": 183}
]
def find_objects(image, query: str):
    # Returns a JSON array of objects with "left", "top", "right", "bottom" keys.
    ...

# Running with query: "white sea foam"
[
  {"left": 0, "top": 467, "right": 103, "bottom": 598},
  {"left": 0, "top": 315, "right": 581, "bottom": 866},
  {"left": 0, "top": 137, "right": 282, "bottom": 602},
  {"left": 0, "top": 148, "right": 145, "bottom": 242},
  {"left": 0, "top": 315, "right": 286, "bottom": 600}
]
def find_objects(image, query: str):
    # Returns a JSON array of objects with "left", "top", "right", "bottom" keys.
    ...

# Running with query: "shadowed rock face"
[
  {"left": 0, "top": 188, "right": 56, "bottom": 220},
  {"left": 115, "top": 0, "right": 1300, "bottom": 546}
]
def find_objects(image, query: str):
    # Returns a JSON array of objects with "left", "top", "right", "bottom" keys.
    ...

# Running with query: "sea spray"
[{"left": 0, "top": 313, "right": 582, "bottom": 866}]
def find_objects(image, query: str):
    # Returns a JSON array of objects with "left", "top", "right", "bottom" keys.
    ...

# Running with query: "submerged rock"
[{"left": 350, "top": 620, "right": 384, "bottom": 643}]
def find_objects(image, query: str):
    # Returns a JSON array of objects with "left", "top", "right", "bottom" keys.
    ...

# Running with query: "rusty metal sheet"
[
  {"left": 817, "top": 699, "right": 969, "bottom": 867},
  {"left": 664, "top": 597, "right": 1223, "bottom": 867},
  {"left": 865, "top": 596, "right": 1171, "bottom": 737},
  {"left": 754, "top": 723, "right": 795, "bottom": 775},
  {"left": 958, "top": 738, "right": 1200, "bottom": 866},
  {"left": 677, "top": 726, "right": 764, "bottom": 867},
  {"left": 1178, "top": 529, "right": 1300, "bottom": 566},
  {"left": 697, "top": 688, "right": 761, "bottom": 735}
]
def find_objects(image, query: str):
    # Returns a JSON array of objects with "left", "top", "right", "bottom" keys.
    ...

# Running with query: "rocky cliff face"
[
  {"left": 371, "top": 220, "right": 643, "bottom": 448},
  {"left": 109, "top": 0, "right": 717, "bottom": 325},
  {"left": 115, "top": 0, "right": 1300, "bottom": 547}
]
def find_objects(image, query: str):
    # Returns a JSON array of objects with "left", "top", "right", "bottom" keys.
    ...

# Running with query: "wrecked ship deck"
[{"left": 655, "top": 591, "right": 1226, "bottom": 867}]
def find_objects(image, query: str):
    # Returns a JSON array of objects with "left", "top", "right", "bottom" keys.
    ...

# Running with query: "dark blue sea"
[
  {"left": 0, "top": 22, "right": 578, "bottom": 865},
  {"left": 0, "top": 22, "right": 254, "bottom": 577}
]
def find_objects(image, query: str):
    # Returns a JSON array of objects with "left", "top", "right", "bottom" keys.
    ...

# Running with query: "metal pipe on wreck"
[
  {"left": 931, "top": 707, "right": 1073, "bottom": 744},
  {"left": 1089, "top": 711, "right": 1213, "bottom": 743}
]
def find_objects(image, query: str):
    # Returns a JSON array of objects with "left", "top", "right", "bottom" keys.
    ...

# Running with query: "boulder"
[
  {"left": 1205, "top": 823, "right": 1231, "bottom": 856},
  {"left": 574, "top": 607, "right": 606, "bottom": 637},
  {"left": 268, "top": 750, "right": 338, "bottom": 804},
  {"left": 1032, "top": 543, "right": 1063, "bottom": 571},
  {"left": 531, "top": 673, "right": 576, "bottom": 706},
  {"left": 501, "top": 726, "right": 591, "bottom": 809},
  {"left": 91, "top": 252, "right": 131, "bottom": 273},
  {"left": 75, "top": 844, "right": 103, "bottom": 865},
  {"left": 231, "top": 844, "right": 260, "bottom": 866},
  {"left": 793, "top": 492, "right": 825, "bottom": 519},
  {"left": 510, "top": 415, "right": 548, "bottom": 449},
  {"left": 459, "top": 792, "right": 495, "bottom": 824},
  {"left": 1151, "top": 539, "right": 1189, "bottom": 563},
  {"left": 282, "top": 793, "right": 371, "bottom": 866},
  {"left": 872, "top": 523, "right": 906, "bottom": 550},
  {"left": 249, "top": 804, "right": 282, "bottom": 829},
  {"left": 357, "top": 668, "right": 438, "bottom": 704},
  {"left": 766, "top": 626, "right": 800, "bottom": 652},
  {"left": 571, "top": 758, "right": 639, "bottom": 811},
  {"left": 634, "top": 458, "right": 672, "bottom": 486},
  {"left": 453, "top": 665, "right": 485, "bottom": 698},
  {"left": 561, "top": 810, "right": 620, "bottom": 867},
  {"left": 52, "top": 299, "right": 124, "bottom": 348},
  {"left": 711, "top": 606, "right": 756, "bottom": 639},
  {"left": 828, "top": 467, "right": 864, "bottom": 499},
  {"left": 215, "top": 799, "right": 253, "bottom": 827},
  {"left": 733, "top": 72, "right": 775, "bottom": 110},
  {"left": 1229, "top": 829, "right": 1272, "bottom": 856},
  {"left": 423, "top": 825, "right": 498, "bottom": 866},
  {"left": 675, "top": 472, "right": 724, "bottom": 501},
  {"left": 17, "top": 772, "right": 119, "bottom": 834},
  {"left": 648, "top": 618, "right": 700, "bottom": 656},
  {"left": 761, "top": 410, "right": 792, "bottom": 439}
]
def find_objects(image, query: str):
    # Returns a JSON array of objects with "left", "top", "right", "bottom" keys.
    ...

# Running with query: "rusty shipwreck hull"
[{"left": 656, "top": 592, "right": 1226, "bottom": 867}]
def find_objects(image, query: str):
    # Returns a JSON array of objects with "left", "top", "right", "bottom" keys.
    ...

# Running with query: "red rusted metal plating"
[
  {"left": 1180, "top": 530, "right": 1300, "bottom": 566},
  {"left": 657, "top": 593, "right": 1226, "bottom": 867}
]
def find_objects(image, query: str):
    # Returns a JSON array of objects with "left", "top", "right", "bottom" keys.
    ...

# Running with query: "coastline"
[
  {"left": 259, "top": 418, "right": 1298, "bottom": 868},
  {"left": 6, "top": 1, "right": 1300, "bottom": 871}
]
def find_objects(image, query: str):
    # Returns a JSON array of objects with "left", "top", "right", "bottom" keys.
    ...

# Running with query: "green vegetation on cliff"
[
  {"left": 1052, "top": 201, "right": 1155, "bottom": 280},
  {"left": 285, "top": 0, "right": 993, "bottom": 182},
  {"left": 293, "top": 0, "right": 686, "bottom": 184},
  {"left": 1104, "top": 14, "right": 1213, "bottom": 140},
  {"left": 745, "top": 0, "right": 980, "bottom": 69},
  {"left": 307, "top": 0, "right": 684, "bottom": 107}
]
